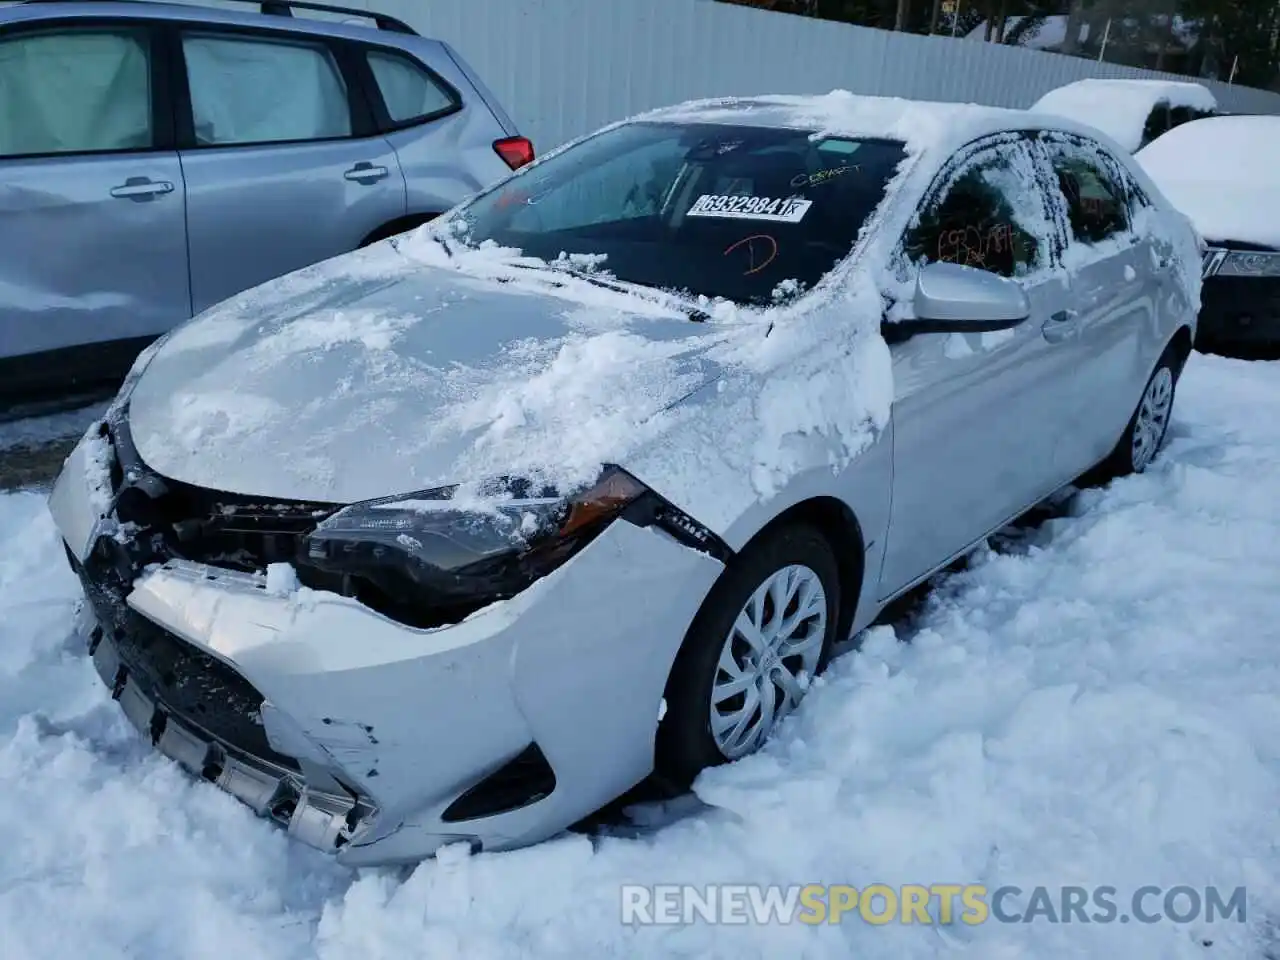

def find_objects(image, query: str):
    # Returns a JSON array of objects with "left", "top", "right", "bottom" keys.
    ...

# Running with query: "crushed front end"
[
  {"left": 56, "top": 408, "right": 376, "bottom": 852},
  {"left": 48, "top": 403, "right": 729, "bottom": 865}
]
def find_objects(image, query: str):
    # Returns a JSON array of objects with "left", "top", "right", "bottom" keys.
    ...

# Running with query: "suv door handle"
[
  {"left": 344, "top": 162, "right": 390, "bottom": 184},
  {"left": 110, "top": 177, "right": 174, "bottom": 201},
  {"left": 1041, "top": 309, "right": 1079, "bottom": 344}
]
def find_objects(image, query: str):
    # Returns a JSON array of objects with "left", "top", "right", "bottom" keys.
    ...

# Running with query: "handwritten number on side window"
[{"left": 936, "top": 223, "right": 1016, "bottom": 270}]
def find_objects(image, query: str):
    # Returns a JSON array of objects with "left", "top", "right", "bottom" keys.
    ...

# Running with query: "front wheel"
[{"left": 656, "top": 523, "right": 841, "bottom": 790}]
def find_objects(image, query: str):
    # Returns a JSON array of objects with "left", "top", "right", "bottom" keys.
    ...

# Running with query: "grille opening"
[
  {"left": 76, "top": 555, "right": 303, "bottom": 773},
  {"left": 102, "top": 420, "right": 495, "bottom": 631},
  {"left": 1198, "top": 274, "right": 1280, "bottom": 355},
  {"left": 441, "top": 743, "right": 557, "bottom": 823}
]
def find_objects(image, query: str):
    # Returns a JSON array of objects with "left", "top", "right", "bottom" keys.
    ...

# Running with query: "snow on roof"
[
  {"left": 1137, "top": 114, "right": 1280, "bottom": 248},
  {"left": 1031, "top": 78, "right": 1218, "bottom": 152},
  {"left": 637, "top": 90, "right": 1057, "bottom": 159}
]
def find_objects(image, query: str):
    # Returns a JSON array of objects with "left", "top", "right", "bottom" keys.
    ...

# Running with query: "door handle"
[
  {"left": 344, "top": 162, "right": 390, "bottom": 184},
  {"left": 109, "top": 177, "right": 174, "bottom": 201},
  {"left": 1041, "top": 309, "right": 1078, "bottom": 344}
]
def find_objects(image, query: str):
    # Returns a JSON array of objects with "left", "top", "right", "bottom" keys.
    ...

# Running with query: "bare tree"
[{"left": 1061, "top": 0, "right": 1086, "bottom": 52}]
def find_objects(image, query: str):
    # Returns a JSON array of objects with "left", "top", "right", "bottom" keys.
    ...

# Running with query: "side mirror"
[{"left": 904, "top": 261, "right": 1031, "bottom": 334}]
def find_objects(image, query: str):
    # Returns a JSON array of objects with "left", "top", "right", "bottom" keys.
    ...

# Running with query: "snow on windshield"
[
  {"left": 5, "top": 353, "right": 1280, "bottom": 957},
  {"left": 1031, "top": 79, "right": 1218, "bottom": 152},
  {"left": 443, "top": 121, "right": 907, "bottom": 308},
  {"left": 1137, "top": 115, "right": 1280, "bottom": 249}
]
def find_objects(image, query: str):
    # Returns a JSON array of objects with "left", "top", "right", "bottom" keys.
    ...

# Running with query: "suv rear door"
[
  {"left": 0, "top": 18, "right": 190, "bottom": 396},
  {"left": 172, "top": 23, "right": 407, "bottom": 315}
]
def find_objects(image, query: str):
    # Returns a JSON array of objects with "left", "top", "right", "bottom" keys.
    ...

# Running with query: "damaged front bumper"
[
  {"left": 69, "top": 556, "right": 374, "bottom": 853},
  {"left": 49, "top": 423, "right": 726, "bottom": 865}
]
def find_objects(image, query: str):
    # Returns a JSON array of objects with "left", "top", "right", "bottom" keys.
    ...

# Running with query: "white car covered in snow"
[
  {"left": 47, "top": 91, "right": 1200, "bottom": 865},
  {"left": 1031, "top": 78, "right": 1219, "bottom": 153},
  {"left": 1138, "top": 113, "right": 1280, "bottom": 354}
]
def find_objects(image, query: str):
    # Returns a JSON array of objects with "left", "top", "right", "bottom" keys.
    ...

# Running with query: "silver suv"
[{"left": 0, "top": 0, "right": 530, "bottom": 407}]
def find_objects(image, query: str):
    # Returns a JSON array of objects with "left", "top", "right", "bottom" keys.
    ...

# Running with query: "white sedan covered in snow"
[
  {"left": 1031, "top": 78, "right": 1219, "bottom": 153},
  {"left": 1138, "top": 114, "right": 1280, "bottom": 353},
  {"left": 47, "top": 92, "right": 1200, "bottom": 865}
]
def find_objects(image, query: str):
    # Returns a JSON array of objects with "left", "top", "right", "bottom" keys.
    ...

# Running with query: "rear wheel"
[
  {"left": 1093, "top": 348, "right": 1180, "bottom": 481},
  {"left": 656, "top": 523, "right": 840, "bottom": 789}
]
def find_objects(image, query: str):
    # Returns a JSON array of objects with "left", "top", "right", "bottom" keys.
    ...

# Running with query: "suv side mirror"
[{"left": 903, "top": 260, "right": 1031, "bottom": 334}]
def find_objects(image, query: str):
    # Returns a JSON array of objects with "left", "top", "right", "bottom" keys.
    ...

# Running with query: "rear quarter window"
[{"left": 366, "top": 49, "right": 459, "bottom": 126}]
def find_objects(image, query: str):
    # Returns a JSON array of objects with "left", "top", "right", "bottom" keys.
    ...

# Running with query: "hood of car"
[
  {"left": 1136, "top": 115, "right": 1280, "bottom": 250},
  {"left": 127, "top": 244, "right": 734, "bottom": 504}
]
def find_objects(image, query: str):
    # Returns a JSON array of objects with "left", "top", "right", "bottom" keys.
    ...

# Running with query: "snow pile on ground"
[
  {"left": 1138, "top": 115, "right": 1280, "bottom": 249},
  {"left": 2, "top": 353, "right": 1280, "bottom": 959},
  {"left": 1031, "top": 79, "right": 1217, "bottom": 152}
]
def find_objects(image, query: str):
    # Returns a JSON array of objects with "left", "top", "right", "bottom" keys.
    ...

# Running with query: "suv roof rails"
[{"left": 19, "top": 0, "right": 419, "bottom": 35}]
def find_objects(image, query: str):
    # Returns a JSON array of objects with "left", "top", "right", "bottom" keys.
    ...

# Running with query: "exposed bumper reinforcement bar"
[{"left": 87, "top": 621, "right": 369, "bottom": 852}]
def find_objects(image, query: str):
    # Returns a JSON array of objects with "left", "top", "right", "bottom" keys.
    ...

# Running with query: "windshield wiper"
[{"left": 539, "top": 264, "right": 712, "bottom": 322}]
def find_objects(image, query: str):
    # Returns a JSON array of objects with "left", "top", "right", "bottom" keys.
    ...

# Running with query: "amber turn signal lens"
[{"left": 559, "top": 470, "right": 647, "bottom": 538}]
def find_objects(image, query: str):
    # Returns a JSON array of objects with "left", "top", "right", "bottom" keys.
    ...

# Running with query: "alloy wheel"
[
  {"left": 1132, "top": 366, "right": 1174, "bottom": 471},
  {"left": 709, "top": 563, "right": 827, "bottom": 759}
]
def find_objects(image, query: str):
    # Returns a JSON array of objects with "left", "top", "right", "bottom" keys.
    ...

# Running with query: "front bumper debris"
[{"left": 72, "top": 551, "right": 373, "bottom": 852}]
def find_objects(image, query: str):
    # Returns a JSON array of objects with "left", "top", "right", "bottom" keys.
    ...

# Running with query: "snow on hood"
[
  {"left": 1031, "top": 79, "right": 1217, "bottom": 153},
  {"left": 128, "top": 241, "right": 727, "bottom": 501},
  {"left": 1136, "top": 115, "right": 1280, "bottom": 249},
  {"left": 125, "top": 222, "right": 898, "bottom": 533}
]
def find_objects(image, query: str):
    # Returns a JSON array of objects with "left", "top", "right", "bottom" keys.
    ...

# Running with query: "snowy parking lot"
[{"left": 1, "top": 351, "right": 1279, "bottom": 959}]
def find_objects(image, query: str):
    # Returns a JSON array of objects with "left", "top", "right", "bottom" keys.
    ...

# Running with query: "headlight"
[
  {"left": 1203, "top": 247, "right": 1280, "bottom": 279},
  {"left": 298, "top": 467, "right": 649, "bottom": 625},
  {"left": 1217, "top": 250, "right": 1280, "bottom": 278}
]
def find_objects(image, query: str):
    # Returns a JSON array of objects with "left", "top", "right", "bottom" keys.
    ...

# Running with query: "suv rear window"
[
  {"left": 367, "top": 49, "right": 457, "bottom": 124},
  {"left": 452, "top": 122, "right": 906, "bottom": 305}
]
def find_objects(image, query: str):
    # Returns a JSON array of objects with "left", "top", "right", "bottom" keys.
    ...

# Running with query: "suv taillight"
[{"left": 493, "top": 136, "right": 534, "bottom": 171}]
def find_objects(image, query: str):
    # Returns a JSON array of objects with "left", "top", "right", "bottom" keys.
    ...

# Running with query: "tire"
[
  {"left": 1092, "top": 347, "right": 1180, "bottom": 482},
  {"left": 655, "top": 523, "right": 841, "bottom": 790}
]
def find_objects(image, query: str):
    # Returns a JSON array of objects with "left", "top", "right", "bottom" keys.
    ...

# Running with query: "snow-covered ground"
[
  {"left": 0, "top": 401, "right": 107, "bottom": 493},
  {"left": 1, "top": 353, "right": 1278, "bottom": 959}
]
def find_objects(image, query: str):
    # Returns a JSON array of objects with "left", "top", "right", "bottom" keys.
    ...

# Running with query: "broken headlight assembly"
[{"left": 296, "top": 466, "right": 730, "bottom": 628}]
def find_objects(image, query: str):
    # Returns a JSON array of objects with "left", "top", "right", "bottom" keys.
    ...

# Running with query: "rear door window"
[
  {"left": 0, "top": 26, "right": 154, "bottom": 157},
  {"left": 1039, "top": 135, "right": 1130, "bottom": 245},
  {"left": 181, "top": 32, "right": 352, "bottom": 146}
]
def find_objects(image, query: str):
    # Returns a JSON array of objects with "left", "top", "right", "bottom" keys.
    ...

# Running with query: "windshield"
[{"left": 449, "top": 121, "right": 907, "bottom": 306}]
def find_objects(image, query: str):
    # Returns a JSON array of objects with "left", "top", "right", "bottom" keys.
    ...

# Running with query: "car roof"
[
  {"left": 0, "top": 0, "right": 416, "bottom": 45},
  {"left": 631, "top": 90, "right": 1133, "bottom": 160}
]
